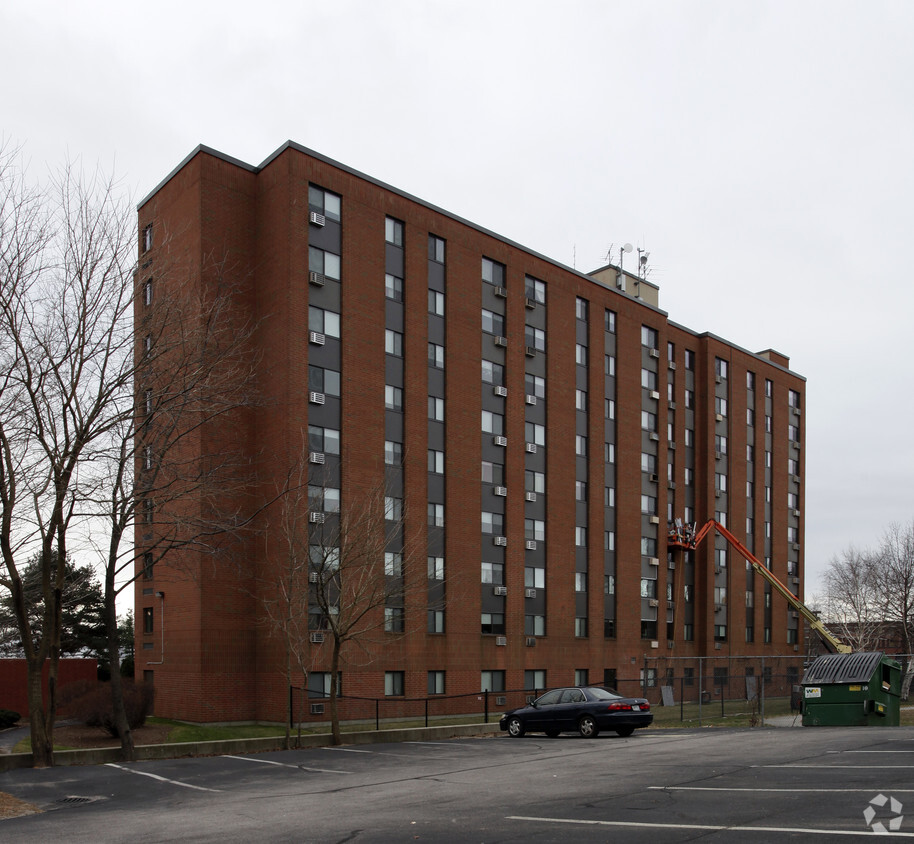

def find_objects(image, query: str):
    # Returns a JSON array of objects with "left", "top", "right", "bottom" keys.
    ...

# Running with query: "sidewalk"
[{"left": 0, "top": 725, "right": 29, "bottom": 754}]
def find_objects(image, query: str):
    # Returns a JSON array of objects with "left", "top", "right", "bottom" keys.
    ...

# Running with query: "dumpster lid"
[{"left": 802, "top": 651, "right": 884, "bottom": 685}]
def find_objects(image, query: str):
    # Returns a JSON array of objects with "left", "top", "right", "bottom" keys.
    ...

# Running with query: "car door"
[
  {"left": 554, "top": 688, "right": 587, "bottom": 730},
  {"left": 526, "top": 689, "right": 563, "bottom": 731}
]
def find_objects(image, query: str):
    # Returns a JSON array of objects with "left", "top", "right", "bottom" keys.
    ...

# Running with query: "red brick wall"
[{"left": 0, "top": 659, "right": 97, "bottom": 717}]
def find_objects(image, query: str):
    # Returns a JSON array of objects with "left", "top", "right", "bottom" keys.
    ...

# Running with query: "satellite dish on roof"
[{"left": 622, "top": 243, "right": 633, "bottom": 253}]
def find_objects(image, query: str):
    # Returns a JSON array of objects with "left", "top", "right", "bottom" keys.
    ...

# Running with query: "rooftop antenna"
[
  {"left": 637, "top": 247, "right": 651, "bottom": 280},
  {"left": 617, "top": 243, "right": 633, "bottom": 292}
]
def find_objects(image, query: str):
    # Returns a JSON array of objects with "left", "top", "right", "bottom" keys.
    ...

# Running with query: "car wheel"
[
  {"left": 506, "top": 716, "right": 525, "bottom": 738},
  {"left": 578, "top": 715, "right": 599, "bottom": 738},
  {"left": 545, "top": 729, "right": 560, "bottom": 738},
  {"left": 615, "top": 727, "right": 634, "bottom": 737}
]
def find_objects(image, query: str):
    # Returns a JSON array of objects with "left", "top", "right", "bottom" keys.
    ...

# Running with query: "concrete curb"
[{"left": 0, "top": 721, "right": 503, "bottom": 772}]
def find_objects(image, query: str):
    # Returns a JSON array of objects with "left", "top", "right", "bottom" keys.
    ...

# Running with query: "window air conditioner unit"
[
  {"left": 650, "top": 390, "right": 660, "bottom": 400},
  {"left": 792, "top": 442, "right": 801, "bottom": 450},
  {"left": 493, "top": 586, "right": 507, "bottom": 596},
  {"left": 650, "top": 516, "right": 660, "bottom": 525},
  {"left": 792, "top": 509, "right": 800, "bottom": 517},
  {"left": 792, "top": 542, "right": 801, "bottom": 551},
  {"left": 493, "top": 385, "right": 508, "bottom": 397},
  {"left": 668, "top": 560, "right": 676, "bottom": 570},
  {"left": 525, "top": 442, "right": 537, "bottom": 453},
  {"left": 649, "top": 473, "right": 659, "bottom": 482},
  {"left": 525, "top": 540, "right": 537, "bottom": 551},
  {"left": 309, "top": 271, "right": 325, "bottom": 286},
  {"left": 649, "top": 599, "right": 659, "bottom": 607},
  {"left": 525, "top": 394, "right": 537, "bottom": 405},
  {"left": 668, "top": 481, "right": 676, "bottom": 490},
  {"left": 494, "top": 335, "right": 508, "bottom": 347},
  {"left": 494, "top": 486, "right": 507, "bottom": 497},
  {"left": 309, "top": 572, "right": 320, "bottom": 583},
  {"left": 310, "top": 703, "right": 325, "bottom": 714},
  {"left": 494, "top": 286, "right": 507, "bottom": 298},
  {"left": 715, "top": 489, "right": 722, "bottom": 498},
  {"left": 309, "top": 512, "right": 325, "bottom": 524},
  {"left": 791, "top": 474, "right": 801, "bottom": 483},
  {"left": 649, "top": 348, "right": 660, "bottom": 359},
  {"left": 496, "top": 695, "right": 507, "bottom": 705},
  {"left": 495, "top": 636, "right": 507, "bottom": 646},
  {"left": 715, "top": 414, "right": 723, "bottom": 422},
  {"left": 309, "top": 331, "right": 325, "bottom": 345},
  {"left": 790, "top": 611, "right": 800, "bottom": 619},
  {"left": 649, "top": 557, "right": 660, "bottom": 566},
  {"left": 525, "top": 636, "right": 536, "bottom": 646},
  {"left": 524, "top": 491, "right": 537, "bottom": 502},
  {"left": 493, "top": 435, "right": 507, "bottom": 447},
  {"left": 525, "top": 588, "right": 536, "bottom": 598},
  {"left": 493, "top": 536, "right": 507, "bottom": 546},
  {"left": 310, "top": 632, "right": 325, "bottom": 644},
  {"left": 715, "top": 374, "right": 722, "bottom": 383},
  {"left": 651, "top": 640, "right": 660, "bottom": 649},
  {"left": 669, "top": 441, "right": 676, "bottom": 450},
  {"left": 668, "top": 361, "right": 677, "bottom": 370},
  {"left": 650, "top": 433, "right": 660, "bottom": 441},
  {"left": 668, "top": 401, "right": 677, "bottom": 409},
  {"left": 309, "top": 211, "right": 326, "bottom": 227},
  {"left": 309, "top": 391, "right": 326, "bottom": 405},
  {"left": 793, "top": 407, "right": 802, "bottom": 416},
  {"left": 525, "top": 346, "right": 537, "bottom": 357},
  {"left": 309, "top": 451, "right": 325, "bottom": 464},
  {"left": 715, "top": 604, "right": 723, "bottom": 612},
  {"left": 715, "top": 451, "right": 723, "bottom": 459},
  {"left": 525, "top": 297, "right": 536, "bottom": 309}
]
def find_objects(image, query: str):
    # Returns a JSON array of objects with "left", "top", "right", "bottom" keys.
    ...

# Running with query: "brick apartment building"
[{"left": 135, "top": 142, "right": 806, "bottom": 723}]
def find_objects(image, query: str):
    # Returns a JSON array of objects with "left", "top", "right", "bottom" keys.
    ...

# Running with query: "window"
[
  {"left": 482, "top": 257, "right": 505, "bottom": 286},
  {"left": 429, "top": 235, "right": 446, "bottom": 263},
  {"left": 428, "top": 611, "right": 445, "bottom": 634},
  {"left": 428, "top": 671, "right": 445, "bottom": 694},
  {"left": 525, "top": 519, "right": 545, "bottom": 542},
  {"left": 575, "top": 572, "right": 587, "bottom": 592},
  {"left": 384, "top": 607, "right": 404, "bottom": 632},
  {"left": 428, "top": 503, "right": 444, "bottom": 528},
  {"left": 428, "top": 449, "right": 445, "bottom": 474},
  {"left": 575, "top": 435, "right": 587, "bottom": 456},
  {"left": 309, "top": 186, "right": 341, "bottom": 221},
  {"left": 143, "top": 388, "right": 153, "bottom": 416},
  {"left": 575, "top": 389, "right": 587, "bottom": 411},
  {"left": 714, "top": 586, "right": 727, "bottom": 605},
  {"left": 428, "top": 342, "right": 445, "bottom": 369},
  {"left": 575, "top": 480, "right": 587, "bottom": 501},
  {"left": 715, "top": 473, "right": 727, "bottom": 492},
  {"left": 641, "top": 326, "right": 658, "bottom": 349},
  {"left": 482, "top": 359, "right": 504, "bottom": 385},
  {"left": 605, "top": 309, "right": 616, "bottom": 333},
  {"left": 526, "top": 326, "right": 546, "bottom": 352},
  {"left": 714, "top": 625, "right": 727, "bottom": 642},
  {"left": 525, "top": 374, "right": 546, "bottom": 399},
  {"left": 385, "top": 496, "right": 402, "bottom": 521},
  {"left": 604, "top": 530, "right": 615, "bottom": 551},
  {"left": 309, "top": 425, "right": 340, "bottom": 455},
  {"left": 684, "top": 350, "right": 695, "bottom": 370},
  {"left": 309, "top": 305, "right": 341, "bottom": 339},
  {"left": 575, "top": 297, "right": 588, "bottom": 321},
  {"left": 481, "top": 309, "right": 504, "bottom": 335},
  {"left": 481, "top": 561, "right": 504, "bottom": 584},
  {"left": 525, "top": 615, "right": 546, "bottom": 636},
  {"left": 142, "top": 606, "right": 154, "bottom": 634},
  {"left": 308, "top": 672, "right": 340, "bottom": 699},
  {"left": 765, "top": 379, "right": 773, "bottom": 398},
  {"left": 309, "top": 366, "right": 341, "bottom": 397},
  {"left": 309, "top": 485, "right": 340, "bottom": 513},
  {"left": 143, "top": 278, "right": 153, "bottom": 306},
  {"left": 715, "top": 435, "right": 728, "bottom": 455},
  {"left": 525, "top": 422, "right": 545, "bottom": 447},
  {"left": 789, "top": 389, "right": 801, "bottom": 409},
  {"left": 715, "top": 396, "right": 728, "bottom": 417},
  {"left": 525, "top": 275, "right": 545, "bottom": 303},
  {"left": 428, "top": 396, "right": 445, "bottom": 421},
  {"left": 715, "top": 358, "right": 728, "bottom": 379},
  {"left": 481, "top": 511, "right": 503, "bottom": 535},
  {"left": 309, "top": 246, "right": 341, "bottom": 280},
  {"left": 604, "top": 575, "right": 615, "bottom": 594},
  {"left": 142, "top": 223, "right": 153, "bottom": 253},
  {"left": 641, "top": 495, "right": 657, "bottom": 514},
  {"left": 604, "top": 354, "right": 615, "bottom": 376},
  {"left": 480, "top": 614, "right": 505, "bottom": 635},
  {"left": 575, "top": 526, "right": 586, "bottom": 546},
  {"left": 525, "top": 566, "right": 545, "bottom": 589},
  {"left": 481, "top": 410, "right": 504, "bottom": 435},
  {"left": 143, "top": 445, "right": 154, "bottom": 471},
  {"left": 525, "top": 470, "right": 545, "bottom": 494},
  {"left": 640, "top": 578, "right": 657, "bottom": 599},
  {"left": 428, "top": 556, "right": 445, "bottom": 580},
  {"left": 641, "top": 411, "right": 657, "bottom": 432},
  {"left": 428, "top": 289, "right": 445, "bottom": 316},
  {"left": 385, "top": 385, "right": 403, "bottom": 410},
  {"left": 384, "top": 440, "right": 402, "bottom": 465},
  {"left": 747, "top": 371, "right": 756, "bottom": 390},
  {"left": 143, "top": 498, "right": 154, "bottom": 524},
  {"left": 385, "top": 552, "right": 403, "bottom": 576},
  {"left": 604, "top": 487, "right": 615, "bottom": 507},
  {"left": 575, "top": 617, "right": 588, "bottom": 637},
  {"left": 641, "top": 369, "right": 657, "bottom": 391},
  {"left": 641, "top": 537, "right": 657, "bottom": 557},
  {"left": 747, "top": 408, "right": 755, "bottom": 426},
  {"left": 684, "top": 389, "right": 694, "bottom": 408},
  {"left": 575, "top": 343, "right": 587, "bottom": 365},
  {"left": 385, "top": 671, "right": 405, "bottom": 696},
  {"left": 385, "top": 216, "right": 403, "bottom": 246},
  {"left": 385, "top": 274, "right": 403, "bottom": 301},
  {"left": 481, "top": 670, "right": 505, "bottom": 692},
  {"left": 525, "top": 669, "right": 547, "bottom": 690},
  {"left": 385, "top": 329, "right": 403, "bottom": 356},
  {"left": 481, "top": 460, "right": 504, "bottom": 485}
]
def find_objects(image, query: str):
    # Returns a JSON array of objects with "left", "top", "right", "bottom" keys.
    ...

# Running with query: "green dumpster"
[{"left": 802, "top": 651, "right": 901, "bottom": 727}]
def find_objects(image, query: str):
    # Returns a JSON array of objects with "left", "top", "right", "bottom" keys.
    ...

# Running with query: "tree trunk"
[
  {"left": 106, "top": 591, "right": 134, "bottom": 761},
  {"left": 330, "top": 639, "right": 341, "bottom": 746},
  {"left": 26, "top": 657, "right": 53, "bottom": 767}
]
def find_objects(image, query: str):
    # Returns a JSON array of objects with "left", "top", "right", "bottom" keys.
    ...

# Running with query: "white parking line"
[
  {"left": 223, "top": 755, "right": 349, "bottom": 774},
  {"left": 649, "top": 786, "right": 914, "bottom": 793},
  {"left": 754, "top": 764, "right": 914, "bottom": 769},
  {"left": 105, "top": 763, "right": 220, "bottom": 792},
  {"left": 507, "top": 815, "right": 914, "bottom": 837},
  {"left": 322, "top": 747, "right": 372, "bottom": 753}
]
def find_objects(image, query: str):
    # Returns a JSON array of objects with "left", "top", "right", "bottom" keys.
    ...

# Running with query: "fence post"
[
  {"left": 376, "top": 698, "right": 379, "bottom": 731},
  {"left": 484, "top": 690, "right": 489, "bottom": 723},
  {"left": 680, "top": 673, "right": 684, "bottom": 722},
  {"left": 425, "top": 698, "right": 428, "bottom": 728},
  {"left": 760, "top": 657, "right": 765, "bottom": 726}
]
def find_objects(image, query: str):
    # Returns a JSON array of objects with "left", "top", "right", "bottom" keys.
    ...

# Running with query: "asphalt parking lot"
[{"left": 2, "top": 726, "right": 914, "bottom": 841}]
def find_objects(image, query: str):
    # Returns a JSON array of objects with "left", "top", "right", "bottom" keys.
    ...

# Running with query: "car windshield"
[{"left": 586, "top": 687, "right": 622, "bottom": 701}]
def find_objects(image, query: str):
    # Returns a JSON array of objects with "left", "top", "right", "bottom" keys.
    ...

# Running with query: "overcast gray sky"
[{"left": 3, "top": 0, "right": 912, "bottom": 599}]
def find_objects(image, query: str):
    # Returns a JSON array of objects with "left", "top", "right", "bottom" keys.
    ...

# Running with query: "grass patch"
[{"left": 148, "top": 718, "right": 286, "bottom": 743}]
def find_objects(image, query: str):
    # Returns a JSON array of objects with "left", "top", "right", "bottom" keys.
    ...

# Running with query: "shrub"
[
  {"left": 0, "top": 709, "right": 21, "bottom": 728},
  {"left": 59, "top": 680, "right": 154, "bottom": 737}
]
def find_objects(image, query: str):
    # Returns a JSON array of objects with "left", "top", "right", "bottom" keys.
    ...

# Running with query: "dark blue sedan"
[{"left": 499, "top": 686, "right": 652, "bottom": 738}]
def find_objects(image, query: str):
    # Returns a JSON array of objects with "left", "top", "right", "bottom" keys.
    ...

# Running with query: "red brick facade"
[{"left": 136, "top": 143, "right": 806, "bottom": 722}]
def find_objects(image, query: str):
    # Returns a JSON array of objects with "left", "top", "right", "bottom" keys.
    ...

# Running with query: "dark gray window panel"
[
  {"left": 428, "top": 314, "right": 446, "bottom": 343},
  {"left": 481, "top": 285, "right": 507, "bottom": 313},
  {"left": 428, "top": 423, "right": 446, "bottom": 451},
  {"left": 575, "top": 321, "right": 588, "bottom": 345},
  {"left": 385, "top": 242, "right": 404, "bottom": 276},
  {"left": 575, "top": 502, "right": 588, "bottom": 524},
  {"left": 385, "top": 300, "right": 404, "bottom": 332},
  {"left": 576, "top": 367, "right": 589, "bottom": 391},
  {"left": 308, "top": 338, "right": 341, "bottom": 369},
  {"left": 428, "top": 581, "right": 446, "bottom": 605},
  {"left": 575, "top": 593, "right": 588, "bottom": 617},
  {"left": 427, "top": 534, "right": 445, "bottom": 557},
  {"left": 308, "top": 279, "right": 341, "bottom": 313},
  {"left": 428, "top": 367, "right": 445, "bottom": 396},
  {"left": 480, "top": 592, "right": 506, "bottom": 614},
  {"left": 525, "top": 352, "right": 546, "bottom": 378},
  {"left": 575, "top": 546, "right": 588, "bottom": 568},
  {"left": 575, "top": 414, "right": 588, "bottom": 436},
  {"left": 385, "top": 355, "right": 403, "bottom": 386},
  {"left": 525, "top": 400, "right": 546, "bottom": 425},
  {"left": 385, "top": 412, "right": 404, "bottom": 442},
  {"left": 428, "top": 474, "right": 446, "bottom": 502},
  {"left": 309, "top": 462, "right": 341, "bottom": 488},
  {"left": 482, "top": 490, "right": 506, "bottom": 514},
  {"left": 308, "top": 222, "right": 341, "bottom": 253},
  {"left": 307, "top": 399, "right": 340, "bottom": 426},
  {"left": 523, "top": 448, "right": 546, "bottom": 473},
  {"left": 526, "top": 303, "right": 547, "bottom": 330},
  {"left": 604, "top": 333, "right": 617, "bottom": 356},
  {"left": 524, "top": 592, "right": 546, "bottom": 613},
  {"left": 481, "top": 390, "right": 506, "bottom": 413},
  {"left": 428, "top": 262, "right": 445, "bottom": 290}
]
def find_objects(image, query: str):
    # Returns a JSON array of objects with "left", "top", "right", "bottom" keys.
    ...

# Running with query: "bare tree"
[{"left": 821, "top": 545, "right": 888, "bottom": 651}]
